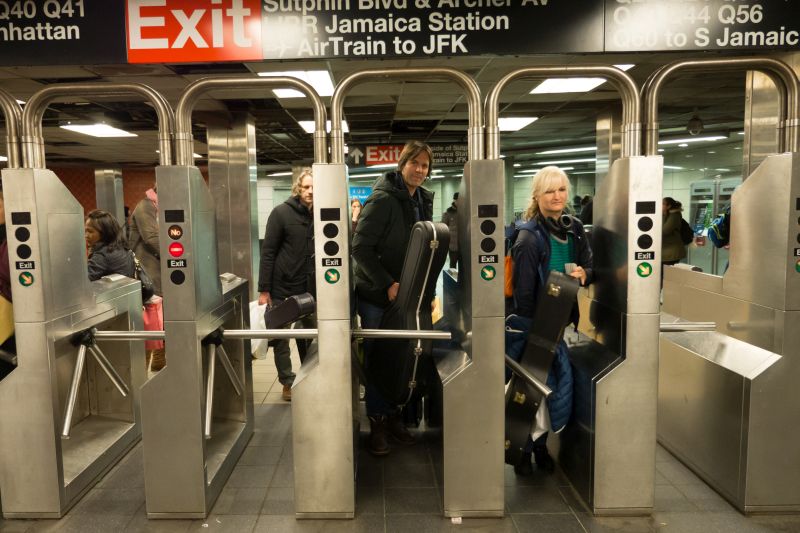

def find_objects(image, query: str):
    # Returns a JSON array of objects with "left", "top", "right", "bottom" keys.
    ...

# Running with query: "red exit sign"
[
  {"left": 126, "top": 0, "right": 262, "bottom": 63},
  {"left": 365, "top": 145, "right": 404, "bottom": 166}
]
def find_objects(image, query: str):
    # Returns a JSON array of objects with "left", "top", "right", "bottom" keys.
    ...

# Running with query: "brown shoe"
[
  {"left": 282, "top": 384, "right": 292, "bottom": 401},
  {"left": 367, "top": 415, "right": 390, "bottom": 456},
  {"left": 387, "top": 413, "right": 415, "bottom": 445},
  {"left": 150, "top": 348, "right": 166, "bottom": 372}
]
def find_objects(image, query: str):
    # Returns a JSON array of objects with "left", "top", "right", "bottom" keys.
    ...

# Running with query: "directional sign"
[
  {"left": 324, "top": 269, "right": 340, "bottom": 284},
  {"left": 349, "top": 147, "right": 364, "bottom": 165},
  {"left": 636, "top": 262, "right": 653, "bottom": 278},
  {"left": 168, "top": 242, "right": 184, "bottom": 257},
  {"left": 480, "top": 265, "right": 496, "bottom": 281},
  {"left": 18, "top": 272, "right": 34, "bottom": 287}
]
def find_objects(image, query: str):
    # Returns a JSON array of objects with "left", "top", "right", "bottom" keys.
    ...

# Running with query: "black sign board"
[
  {"left": 322, "top": 257, "right": 342, "bottom": 267},
  {"left": 479, "top": 254, "right": 498, "bottom": 264},
  {"left": 168, "top": 259, "right": 187, "bottom": 268},
  {"left": 0, "top": 0, "right": 126, "bottom": 65},
  {"left": 635, "top": 251, "right": 656, "bottom": 261},
  {"left": 15, "top": 260, "right": 34, "bottom": 270}
]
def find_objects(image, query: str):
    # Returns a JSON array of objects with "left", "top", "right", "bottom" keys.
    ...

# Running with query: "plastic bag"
[
  {"left": 249, "top": 300, "right": 268, "bottom": 359},
  {"left": 143, "top": 296, "right": 164, "bottom": 351}
]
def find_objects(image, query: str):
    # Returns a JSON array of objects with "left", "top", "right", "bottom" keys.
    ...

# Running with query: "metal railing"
[{"left": 0, "top": 88, "right": 23, "bottom": 168}]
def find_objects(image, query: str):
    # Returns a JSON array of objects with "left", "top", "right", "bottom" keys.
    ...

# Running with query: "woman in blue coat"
[{"left": 510, "top": 166, "right": 594, "bottom": 475}]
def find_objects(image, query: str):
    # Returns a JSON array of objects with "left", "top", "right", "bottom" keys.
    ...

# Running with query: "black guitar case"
[
  {"left": 505, "top": 270, "right": 580, "bottom": 466},
  {"left": 365, "top": 221, "right": 449, "bottom": 408},
  {"left": 265, "top": 292, "right": 316, "bottom": 349}
]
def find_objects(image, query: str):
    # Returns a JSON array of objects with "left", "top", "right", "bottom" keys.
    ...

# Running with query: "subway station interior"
[{"left": 1, "top": 2, "right": 800, "bottom": 532}]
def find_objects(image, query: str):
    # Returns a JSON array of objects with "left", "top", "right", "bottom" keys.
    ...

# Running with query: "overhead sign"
[
  {"left": 0, "top": 0, "right": 127, "bottom": 65},
  {"left": 347, "top": 144, "right": 467, "bottom": 168}
]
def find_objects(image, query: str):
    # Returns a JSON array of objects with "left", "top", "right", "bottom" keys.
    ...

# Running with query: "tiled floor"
[{"left": 2, "top": 348, "right": 800, "bottom": 532}]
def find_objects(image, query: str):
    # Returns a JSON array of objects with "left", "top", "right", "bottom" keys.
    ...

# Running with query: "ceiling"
[{"left": 0, "top": 50, "right": 760, "bottom": 175}]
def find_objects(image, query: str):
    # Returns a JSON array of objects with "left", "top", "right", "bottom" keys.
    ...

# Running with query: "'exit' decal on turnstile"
[
  {"left": 324, "top": 269, "right": 340, "bottom": 284},
  {"left": 18, "top": 272, "right": 34, "bottom": 286},
  {"left": 480, "top": 266, "right": 496, "bottom": 281},
  {"left": 636, "top": 263, "right": 653, "bottom": 278}
]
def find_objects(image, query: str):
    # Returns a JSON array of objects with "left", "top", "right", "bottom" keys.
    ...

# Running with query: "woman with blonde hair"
[{"left": 509, "top": 165, "right": 594, "bottom": 475}]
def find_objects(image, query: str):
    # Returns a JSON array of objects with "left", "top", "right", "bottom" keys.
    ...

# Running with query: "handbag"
[
  {"left": 132, "top": 252, "right": 155, "bottom": 302},
  {"left": 142, "top": 296, "right": 164, "bottom": 351}
]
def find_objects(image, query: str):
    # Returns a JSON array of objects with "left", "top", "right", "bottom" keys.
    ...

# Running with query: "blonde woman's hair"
[
  {"left": 524, "top": 166, "right": 571, "bottom": 220},
  {"left": 291, "top": 167, "right": 313, "bottom": 196}
]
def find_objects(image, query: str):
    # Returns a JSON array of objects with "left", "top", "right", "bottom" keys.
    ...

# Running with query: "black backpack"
[{"left": 679, "top": 218, "right": 694, "bottom": 245}]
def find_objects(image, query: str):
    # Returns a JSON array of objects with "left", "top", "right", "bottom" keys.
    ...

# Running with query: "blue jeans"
[{"left": 358, "top": 299, "right": 395, "bottom": 417}]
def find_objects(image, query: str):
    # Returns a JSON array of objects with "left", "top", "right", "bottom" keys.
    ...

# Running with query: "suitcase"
[
  {"left": 365, "top": 221, "right": 450, "bottom": 407},
  {"left": 505, "top": 270, "right": 579, "bottom": 466}
]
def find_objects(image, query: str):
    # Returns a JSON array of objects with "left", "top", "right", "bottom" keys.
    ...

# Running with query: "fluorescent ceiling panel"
[
  {"left": 0, "top": 155, "right": 7, "bottom": 162},
  {"left": 537, "top": 146, "right": 596, "bottom": 155},
  {"left": 258, "top": 70, "right": 335, "bottom": 98},
  {"left": 297, "top": 120, "right": 349, "bottom": 134},
  {"left": 60, "top": 124, "right": 137, "bottom": 137},
  {"left": 531, "top": 64, "right": 634, "bottom": 94},
  {"left": 498, "top": 117, "right": 538, "bottom": 131},
  {"left": 535, "top": 158, "right": 596, "bottom": 165},
  {"left": 658, "top": 135, "right": 727, "bottom": 145}
]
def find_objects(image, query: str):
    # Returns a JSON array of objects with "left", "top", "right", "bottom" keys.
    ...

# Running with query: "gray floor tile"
[
  {"left": 260, "top": 487, "right": 294, "bottom": 516},
  {"left": 355, "top": 485, "right": 384, "bottom": 516},
  {"left": 748, "top": 514, "right": 800, "bottom": 532},
  {"left": 652, "top": 511, "right": 771, "bottom": 532},
  {"left": 70, "top": 488, "right": 145, "bottom": 516},
  {"left": 268, "top": 463, "right": 294, "bottom": 488},
  {"left": 212, "top": 487, "right": 268, "bottom": 515},
  {"left": 505, "top": 485, "right": 570, "bottom": 514},
  {"left": 387, "top": 514, "right": 515, "bottom": 533},
  {"left": 123, "top": 511, "right": 194, "bottom": 532},
  {"left": 254, "top": 514, "right": 384, "bottom": 532},
  {"left": 503, "top": 464, "right": 565, "bottom": 488},
  {"left": 654, "top": 485, "right": 698, "bottom": 513},
  {"left": 0, "top": 518, "right": 36, "bottom": 532},
  {"left": 27, "top": 514, "right": 131, "bottom": 533},
  {"left": 385, "top": 488, "right": 441, "bottom": 515},
  {"left": 577, "top": 512, "right": 656, "bottom": 533},
  {"left": 654, "top": 471, "right": 670, "bottom": 486},
  {"left": 656, "top": 462, "right": 702, "bottom": 486},
  {"left": 513, "top": 513, "right": 584, "bottom": 533},
  {"left": 673, "top": 483, "right": 736, "bottom": 512},
  {"left": 189, "top": 514, "right": 258, "bottom": 532},
  {"left": 384, "top": 462, "right": 436, "bottom": 488},
  {"left": 238, "top": 446, "right": 283, "bottom": 466},
  {"left": 226, "top": 465, "right": 276, "bottom": 489}
]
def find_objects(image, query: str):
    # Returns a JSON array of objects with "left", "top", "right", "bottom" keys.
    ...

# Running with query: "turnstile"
[{"left": 0, "top": 168, "right": 145, "bottom": 517}]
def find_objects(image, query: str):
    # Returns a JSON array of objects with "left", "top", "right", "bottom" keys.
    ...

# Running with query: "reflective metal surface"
[
  {"left": 140, "top": 165, "right": 253, "bottom": 518},
  {"left": 93, "top": 169, "right": 125, "bottom": 226},
  {"left": 0, "top": 168, "right": 144, "bottom": 518}
]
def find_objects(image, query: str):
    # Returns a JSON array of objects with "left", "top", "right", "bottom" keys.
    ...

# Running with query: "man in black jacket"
[
  {"left": 352, "top": 141, "right": 435, "bottom": 455},
  {"left": 258, "top": 169, "right": 316, "bottom": 401}
]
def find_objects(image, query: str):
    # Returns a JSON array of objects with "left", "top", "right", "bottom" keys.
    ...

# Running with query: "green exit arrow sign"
[
  {"left": 636, "top": 262, "right": 653, "bottom": 278},
  {"left": 324, "top": 269, "right": 340, "bottom": 284}
]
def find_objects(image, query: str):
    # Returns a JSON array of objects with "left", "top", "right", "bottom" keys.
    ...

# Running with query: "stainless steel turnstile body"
[
  {"left": 292, "top": 162, "right": 355, "bottom": 518},
  {"left": 140, "top": 165, "right": 253, "bottom": 518},
  {"left": 0, "top": 169, "right": 145, "bottom": 517},
  {"left": 660, "top": 152, "right": 800, "bottom": 512},
  {"left": 437, "top": 159, "right": 505, "bottom": 517},
  {"left": 560, "top": 156, "right": 664, "bottom": 515}
]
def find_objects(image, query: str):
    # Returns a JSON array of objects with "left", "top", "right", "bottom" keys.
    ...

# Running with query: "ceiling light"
[
  {"left": 657, "top": 149, "right": 665, "bottom": 153},
  {"left": 350, "top": 172, "right": 382, "bottom": 178},
  {"left": 715, "top": 168, "right": 730, "bottom": 172},
  {"left": 193, "top": 153, "right": 204, "bottom": 159},
  {"left": 658, "top": 135, "right": 727, "bottom": 145},
  {"left": 535, "top": 158, "right": 596, "bottom": 165},
  {"left": 498, "top": 117, "right": 538, "bottom": 131},
  {"left": 707, "top": 151, "right": 716, "bottom": 154},
  {"left": 60, "top": 123, "right": 137, "bottom": 137},
  {"left": 267, "top": 171, "right": 292, "bottom": 177},
  {"left": 737, "top": 131, "right": 745, "bottom": 135},
  {"left": 531, "top": 64, "right": 634, "bottom": 94},
  {"left": 664, "top": 165, "right": 684, "bottom": 170},
  {"left": 368, "top": 163, "right": 397, "bottom": 169},
  {"left": 258, "top": 70, "right": 335, "bottom": 98},
  {"left": 15, "top": 99, "right": 24, "bottom": 105},
  {"left": 0, "top": 155, "right": 7, "bottom": 162},
  {"left": 297, "top": 120, "right": 348, "bottom": 134},
  {"left": 536, "top": 146, "right": 596, "bottom": 155},
  {"left": 513, "top": 163, "right": 521, "bottom": 167},
  {"left": 678, "top": 143, "right": 689, "bottom": 147},
  {"left": 432, "top": 169, "right": 442, "bottom": 173},
  {"left": 518, "top": 166, "right": 574, "bottom": 174}
]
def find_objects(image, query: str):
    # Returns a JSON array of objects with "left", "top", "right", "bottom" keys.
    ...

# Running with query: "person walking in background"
[
  {"left": 441, "top": 192, "right": 459, "bottom": 268},
  {"left": 258, "top": 168, "right": 317, "bottom": 402},
  {"left": 350, "top": 197, "right": 363, "bottom": 232},
  {"left": 85, "top": 210, "right": 136, "bottom": 281},
  {"left": 661, "top": 197, "right": 687, "bottom": 276},
  {"left": 352, "top": 140, "right": 435, "bottom": 456},
  {"left": 579, "top": 195, "right": 593, "bottom": 225},
  {"left": 0, "top": 190, "right": 16, "bottom": 380},
  {"left": 128, "top": 185, "right": 161, "bottom": 296}
]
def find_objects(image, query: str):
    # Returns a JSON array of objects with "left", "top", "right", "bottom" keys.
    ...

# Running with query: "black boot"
[
  {"left": 513, "top": 451, "right": 533, "bottom": 476},
  {"left": 386, "top": 412, "right": 415, "bottom": 445},
  {"left": 533, "top": 444, "right": 555, "bottom": 473},
  {"left": 367, "top": 415, "right": 390, "bottom": 456}
]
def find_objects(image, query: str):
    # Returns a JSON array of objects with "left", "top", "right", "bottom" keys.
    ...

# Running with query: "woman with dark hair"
[
  {"left": 85, "top": 209, "right": 136, "bottom": 281},
  {"left": 352, "top": 140, "right": 435, "bottom": 456},
  {"left": 350, "top": 197, "right": 363, "bottom": 232}
]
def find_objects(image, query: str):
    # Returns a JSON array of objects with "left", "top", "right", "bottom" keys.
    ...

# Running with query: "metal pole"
[
  {"left": 175, "top": 77, "right": 328, "bottom": 166},
  {"left": 215, "top": 345, "right": 244, "bottom": 397},
  {"left": 204, "top": 343, "right": 216, "bottom": 440},
  {"left": 92, "top": 329, "right": 166, "bottom": 341},
  {"left": 20, "top": 83, "right": 175, "bottom": 168},
  {"left": 0, "top": 88, "right": 23, "bottom": 168},
  {"left": 485, "top": 66, "right": 641, "bottom": 160},
  {"left": 92, "top": 328, "right": 450, "bottom": 341},
  {"left": 222, "top": 329, "right": 319, "bottom": 340},
  {"left": 354, "top": 329, "right": 452, "bottom": 340},
  {"left": 61, "top": 344, "right": 88, "bottom": 439},
  {"left": 504, "top": 355, "right": 552, "bottom": 397},
  {"left": 643, "top": 57, "right": 800, "bottom": 156},
  {"left": 330, "top": 68, "right": 483, "bottom": 163},
  {"left": 87, "top": 344, "right": 130, "bottom": 397},
  {"left": 659, "top": 322, "right": 716, "bottom": 332}
]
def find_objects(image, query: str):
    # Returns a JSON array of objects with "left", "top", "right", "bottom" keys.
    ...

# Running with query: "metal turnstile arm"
[
  {"left": 354, "top": 329, "right": 451, "bottom": 340},
  {"left": 87, "top": 344, "right": 130, "bottom": 397},
  {"left": 659, "top": 322, "right": 716, "bottom": 332},
  {"left": 204, "top": 343, "right": 216, "bottom": 440},
  {"left": 62, "top": 344, "right": 88, "bottom": 438},
  {"left": 215, "top": 344, "right": 244, "bottom": 397},
  {"left": 505, "top": 355, "right": 553, "bottom": 398}
]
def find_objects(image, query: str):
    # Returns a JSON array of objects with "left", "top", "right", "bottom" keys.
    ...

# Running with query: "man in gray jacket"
[{"left": 258, "top": 169, "right": 317, "bottom": 401}]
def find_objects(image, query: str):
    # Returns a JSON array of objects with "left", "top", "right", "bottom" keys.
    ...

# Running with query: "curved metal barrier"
[{"left": 0, "top": 88, "right": 22, "bottom": 169}]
